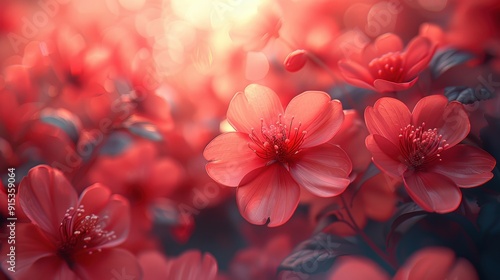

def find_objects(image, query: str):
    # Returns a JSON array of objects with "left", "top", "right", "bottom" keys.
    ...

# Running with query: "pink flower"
[
  {"left": 6, "top": 165, "right": 141, "bottom": 280},
  {"left": 138, "top": 250, "right": 218, "bottom": 280},
  {"left": 338, "top": 33, "right": 435, "bottom": 93},
  {"left": 204, "top": 84, "right": 352, "bottom": 226},
  {"left": 364, "top": 95, "right": 496, "bottom": 213},
  {"left": 329, "top": 247, "right": 478, "bottom": 280},
  {"left": 394, "top": 247, "right": 479, "bottom": 280}
]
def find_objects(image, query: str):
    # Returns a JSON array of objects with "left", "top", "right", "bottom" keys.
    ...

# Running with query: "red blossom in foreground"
[
  {"left": 138, "top": 250, "right": 217, "bottom": 280},
  {"left": 329, "top": 247, "right": 479, "bottom": 280},
  {"left": 4, "top": 165, "right": 141, "bottom": 280},
  {"left": 338, "top": 33, "right": 435, "bottom": 93},
  {"left": 204, "top": 84, "right": 352, "bottom": 226},
  {"left": 364, "top": 95, "right": 496, "bottom": 213}
]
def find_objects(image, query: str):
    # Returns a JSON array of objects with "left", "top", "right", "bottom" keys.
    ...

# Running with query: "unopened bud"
[{"left": 284, "top": 49, "right": 308, "bottom": 72}]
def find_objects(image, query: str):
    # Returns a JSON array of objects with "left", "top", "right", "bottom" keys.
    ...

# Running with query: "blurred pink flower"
[
  {"left": 88, "top": 141, "right": 185, "bottom": 251},
  {"left": 329, "top": 247, "right": 478, "bottom": 280},
  {"left": 364, "top": 95, "right": 496, "bottom": 213},
  {"left": 6, "top": 165, "right": 140, "bottom": 280},
  {"left": 138, "top": 250, "right": 217, "bottom": 280},
  {"left": 204, "top": 84, "right": 352, "bottom": 226},
  {"left": 339, "top": 33, "right": 435, "bottom": 93}
]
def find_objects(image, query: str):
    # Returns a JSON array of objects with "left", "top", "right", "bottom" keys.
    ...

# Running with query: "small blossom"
[
  {"left": 339, "top": 33, "right": 435, "bottom": 93},
  {"left": 364, "top": 95, "right": 496, "bottom": 213},
  {"left": 4, "top": 165, "right": 141, "bottom": 280},
  {"left": 204, "top": 84, "right": 352, "bottom": 226}
]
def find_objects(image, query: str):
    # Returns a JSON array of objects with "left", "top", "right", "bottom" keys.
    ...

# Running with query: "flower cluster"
[{"left": 0, "top": 0, "right": 499, "bottom": 279}]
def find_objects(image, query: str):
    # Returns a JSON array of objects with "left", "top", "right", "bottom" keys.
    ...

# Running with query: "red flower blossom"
[
  {"left": 88, "top": 141, "right": 185, "bottom": 251},
  {"left": 204, "top": 84, "right": 352, "bottom": 226},
  {"left": 393, "top": 247, "right": 479, "bottom": 280},
  {"left": 364, "top": 95, "right": 496, "bottom": 213},
  {"left": 338, "top": 33, "right": 435, "bottom": 93},
  {"left": 138, "top": 250, "right": 217, "bottom": 280},
  {"left": 329, "top": 247, "right": 478, "bottom": 280},
  {"left": 6, "top": 165, "right": 141, "bottom": 279}
]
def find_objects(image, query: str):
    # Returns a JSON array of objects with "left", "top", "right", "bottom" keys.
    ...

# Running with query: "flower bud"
[{"left": 284, "top": 49, "right": 308, "bottom": 72}]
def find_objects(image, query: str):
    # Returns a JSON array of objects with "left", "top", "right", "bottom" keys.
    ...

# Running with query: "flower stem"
[{"left": 340, "top": 195, "right": 398, "bottom": 271}]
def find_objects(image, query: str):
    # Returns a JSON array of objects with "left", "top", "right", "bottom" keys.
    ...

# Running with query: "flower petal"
[
  {"left": 362, "top": 33, "right": 404, "bottom": 64},
  {"left": 403, "top": 36, "right": 434, "bottom": 79},
  {"left": 290, "top": 143, "right": 351, "bottom": 197},
  {"left": 403, "top": 171, "right": 462, "bottom": 213},
  {"left": 360, "top": 173, "right": 397, "bottom": 221},
  {"left": 330, "top": 257, "right": 391, "bottom": 280},
  {"left": 95, "top": 195, "right": 131, "bottom": 248},
  {"left": 373, "top": 33, "right": 404, "bottom": 57},
  {"left": 227, "top": 84, "right": 284, "bottom": 134},
  {"left": 74, "top": 248, "right": 142, "bottom": 280},
  {"left": 165, "top": 251, "right": 218, "bottom": 280},
  {"left": 78, "top": 183, "right": 112, "bottom": 216},
  {"left": 411, "top": 96, "right": 470, "bottom": 147},
  {"left": 19, "top": 165, "right": 78, "bottom": 240},
  {"left": 365, "top": 97, "right": 411, "bottom": 144},
  {"left": 447, "top": 258, "right": 479, "bottom": 280},
  {"left": 13, "top": 255, "right": 77, "bottom": 280},
  {"left": 8, "top": 223, "right": 56, "bottom": 275},
  {"left": 373, "top": 78, "right": 418, "bottom": 93},
  {"left": 285, "top": 91, "right": 344, "bottom": 148},
  {"left": 366, "top": 135, "right": 407, "bottom": 178},
  {"left": 204, "top": 132, "right": 266, "bottom": 187},
  {"left": 236, "top": 164, "right": 300, "bottom": 227},
  {"left": 138, "top": 251, "right": 168, "bottom": 280},
  {"left": 394, "top": 247, "right": 455, "bottom": 280},
  {"left": 431, "top": 145, "right": 495, "bottom": 188},
  {"left": 338, "top": 60, "right": 376, "bottom": 90},
  {"left": 330, "top": 110, "right": 371, "bottom": 174}
]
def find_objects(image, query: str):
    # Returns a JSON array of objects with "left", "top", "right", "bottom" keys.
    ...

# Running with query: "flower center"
[
  {"left": 58, "top": 205, "right": 117, "bottom": 268},
  {"left": 398, "top": 122, "right": 449, "bottom": 170},
  {"left": 368, "top": 52, "right": 405, "bottom": 82},
  {"left": 248, "top": 114, "right": 307, "bottom": 164}
]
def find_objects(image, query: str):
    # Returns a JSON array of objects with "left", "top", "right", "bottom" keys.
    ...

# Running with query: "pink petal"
[
  {"left": 360, "top": 173, "right": 397, "bottom": 221},
  {"left": 403, "top": 36, "right": 434, "bottom": 79},
  {"left": 330, "top": 110, "right": 371, "bottom": 174},
  {"left": 204, "top": 132, "right": 266, "bottom": 187},
  {"left": 394, "top": 247, "right": 455, "bottom": 280},
  {"left": 290, "top": 143, "right": 351, "bottom": 197},
  {"left": 366, "top": 135, "right": 407, "bottom": 178},
  {"left": 362, "top": 33, "right": 404, "bottom": 64},
  {"left": 11, "top": 224, "right": 56, "bottom": 274},
  {"left": 74, "top": 248, "right": 142, "bottom": 280},
  {"left": 146, "top": 158, "right": 185, "bottom": 197},
  {"left": 236, "top": 164, "right": 300, "bottom": 227},
  {"left": 285, "top": 91, "right": 344, "bottom": 148},
  {"left": 411, "top": 96, "right": 470, "bottom": 148},
  {"left": 227, "top": 84, "right": 284, "bottom": 134},
  {"left": 373, "top": 78, "right": 418, "bottom": 93},
  {"left": 403, "top": 171, "right": 462, "bottom": 213},
  {"left": 165, "top": 251, "right": 218, "bottom": 280},
  {"left": 78, "top": 183, "right": 112, "bottom": 216},
  {"left": 447, "top": 258, "right": 479, "bottom": 280},
  {"left": 19, "top": 165, "right": 78, "bottom": 240},
  {"left": 431, "top": 144, "right": 495, "bottom": 188},
  {"left": 329, "top": 257, "right": 390, "bottom": 280},
  {"left": 364, "top": 98, "right": 411, "bottom": 144},
  {"left": 373, "top": 33, "right": 404, "bottom": 57},
  {"left": 93, "top": 195, "right": 131, "bottom": 248},
  {"left": 138, "top": 251, "right": 168, "bottom": 280},
  {"left": 338, "top": 60, "right": 376, "bottom": 90},
  {"left": 14, "top": 255, "right": 77, "bottom": 280}
]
